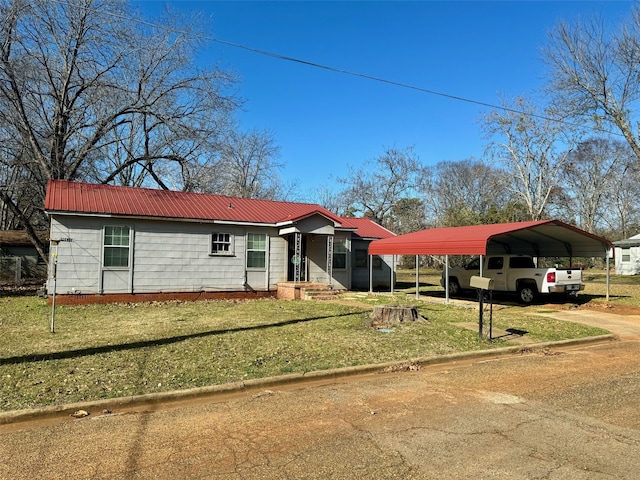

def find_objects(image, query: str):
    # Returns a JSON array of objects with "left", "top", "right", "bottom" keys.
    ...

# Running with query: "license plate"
[{"left": 566, "top": 284, "right": 580, "bottom": 291}]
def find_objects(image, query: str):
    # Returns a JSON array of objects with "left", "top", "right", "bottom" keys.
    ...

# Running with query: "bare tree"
[
  {"left": 206, "top": 129, "right": 288, "bottom": 199},
  {"left": 308, "top": 185, "right": 348, "bottom": 216},
  {"left": 338, "top": 146, "right": 426, "bottom": 227},
  {"left": 554, "top": 137, "right": 631, "bottom": 234},
  {"left": 425, "top": 158, "right": 513, "bottom": 227},
  {"left": 387, "top": 197, "right": 427, "bottom": 234},
  {"left": 543, "top": 9, "right": 640, "bottom": 161},
  {"left": 608, "top": 158, "right": 640, "bottom": 239},
  {"left": 0, "top": 0, "right": 239, "bottom": 260},
  {"left": 483, "top": 97, "right": 578, "bottom": 221}
]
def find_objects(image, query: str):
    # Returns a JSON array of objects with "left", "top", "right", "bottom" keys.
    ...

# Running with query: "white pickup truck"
[{"left": 440, "top": 255, "right": 584, "bottom": 304}]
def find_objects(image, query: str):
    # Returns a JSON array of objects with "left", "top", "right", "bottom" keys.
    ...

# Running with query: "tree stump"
[{"left": 369, "top": 305, "right": 426, "bottom": 329}]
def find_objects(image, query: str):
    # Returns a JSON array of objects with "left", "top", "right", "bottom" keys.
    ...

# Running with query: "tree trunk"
[{"left": 369, "top": 305, "right": 426, "bottom": 329}]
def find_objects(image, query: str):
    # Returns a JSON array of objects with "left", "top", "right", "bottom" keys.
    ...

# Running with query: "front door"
[{"left": 287, "top": 233, "right": 307, "bottom": 281}]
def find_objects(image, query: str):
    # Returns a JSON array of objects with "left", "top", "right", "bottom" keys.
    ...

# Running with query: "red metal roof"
[
  {"left": 45, "top": 180, "right": 344, "bottom": 225},
  {"left": 368, "top": 220, "right": 613, "bottom": 257},
  {"left": 45, "top": 180, "right": 392, "bottom": 239},
  {"left": 340, "top": 217, "right": 395, "bottom": 240}
]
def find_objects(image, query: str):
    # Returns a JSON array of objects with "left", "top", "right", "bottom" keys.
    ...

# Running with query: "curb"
[{"left": 0, "top": 334, "right": 615, "bottom": 427}]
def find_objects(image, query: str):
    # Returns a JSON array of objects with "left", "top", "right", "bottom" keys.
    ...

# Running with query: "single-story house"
[
  {"left": 614, "top": 234, "right": 640, "bottom": 275},
  {"left": 44, "top": 180, "right": 396, "bottom": 304}
]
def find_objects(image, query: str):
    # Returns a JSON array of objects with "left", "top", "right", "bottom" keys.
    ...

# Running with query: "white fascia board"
[
  {"left": 275, "top": 220, "right": 295, "bottom": 227},
  {"left": 47, "top": 212, "right": 276, "bottom": 228},
  {"left": 279, "top": 226, "right": 299, "bottom": 235},
  {"left": 212, "top": 220, "right": 276, "bottom": 227},
  {"left": 46, "top": 211, "right": 113, "bottom": 219}
]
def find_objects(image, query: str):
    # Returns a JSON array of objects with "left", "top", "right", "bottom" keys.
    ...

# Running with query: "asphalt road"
[{"left": 2, "top": 310, "right": 640, "bottom": 479}]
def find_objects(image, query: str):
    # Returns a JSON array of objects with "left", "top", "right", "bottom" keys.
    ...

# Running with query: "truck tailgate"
[{"left": 553, "top": 269, "right": 583, "bottom": 292}]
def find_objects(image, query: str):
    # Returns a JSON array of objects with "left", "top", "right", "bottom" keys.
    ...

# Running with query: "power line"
[{"left": 47, "top": 0, "right": 617, "bottom": 134}]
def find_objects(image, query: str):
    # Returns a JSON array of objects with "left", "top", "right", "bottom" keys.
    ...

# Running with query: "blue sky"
[{"left": 135, "top": 1, "right": 634, "bottom": 200}]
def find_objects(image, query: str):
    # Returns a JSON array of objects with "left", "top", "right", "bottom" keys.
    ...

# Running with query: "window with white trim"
[
  {"left": 332, "top": 237, "right": 347, "bottom": 269},
  {"left": 246, "top": 233, "right": 267, "bottom": 269},
  {"left": 103, "top": 226, "right": 130, "bottom": 268},
  {"left": 211, "top": 232, "right": 233, "bottom": 255},
  {"left": 622, "top": 248, "right": 631, "bottom": 262}
]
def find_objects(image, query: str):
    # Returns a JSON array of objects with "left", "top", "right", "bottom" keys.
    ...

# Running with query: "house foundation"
[{"left": 48, "top": 290, "right": 275, "bottom": 306}]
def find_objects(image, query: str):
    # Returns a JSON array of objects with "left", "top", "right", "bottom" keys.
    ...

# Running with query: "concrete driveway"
[
  {"left": 536, "top": 307, "right": 640, "bottom": 339},
  {"left": 2, "top": 310, "right": 640, "bottom": 479}
]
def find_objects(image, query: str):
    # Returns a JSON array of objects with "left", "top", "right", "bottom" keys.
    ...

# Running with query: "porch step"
[{"left": 302, "top": 288, "right": 342, "bottom": 301}]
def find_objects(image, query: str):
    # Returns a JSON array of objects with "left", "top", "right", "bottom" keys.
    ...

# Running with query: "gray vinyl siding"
[
  {"left": 350, "top": 240, "right": 394, "bottom": 290},
  {"left": 294, "top": 215, "right": 335, "bottom": 235},
  {"left": 346, "top": 246, "right": 393, "bottom": 289},
  {"left": 48, "top": 216, "right": 287, "bottom": 294},
  {"left": 304, "top": 234, "right": 350, "bottom": 289},
  {"left": 375, "top": 254, "right": 395, "bottom": 289},
  {"left": 268, "top": 234, "right": 287, "bottom": 289},
  {"left": 133, "top": 221, "right": 244, "bottom": 292},
  {"left": 48, "top": 213, "right": 393, "bottom": 295},
  {"left": 350, "top": 239, "right": 369, "bottom": 290},
  {"left": 49, "top": 216, "right": 103, "bottom": 294},
  {"left": 330, "top": 235, "right": 350, "bottom": 290},
  {"left": 306, "top": 235, "right": 330, "bottom": 284}
]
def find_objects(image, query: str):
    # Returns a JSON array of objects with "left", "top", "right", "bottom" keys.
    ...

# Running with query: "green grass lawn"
[{"left": 0, "top": 292, "right": 610, "bottom": 412}]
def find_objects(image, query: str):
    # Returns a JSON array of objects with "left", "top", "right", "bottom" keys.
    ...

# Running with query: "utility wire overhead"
[{"left": 48, "top": 0, "right": 617, "bottom": 135}]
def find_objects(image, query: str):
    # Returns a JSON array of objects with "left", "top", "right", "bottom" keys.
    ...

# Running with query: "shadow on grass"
[
  {"left": 485, "top": 327, "right": 529, "bottom": 343},
  {"left": 0, "top": 309, "right": 368, "bottom": 366},
  {"left": 418, "top": 289, "right": 625, "bottom": 308},
  {"left": 394, "top": 281, "right": 439, "bottom": 290}
]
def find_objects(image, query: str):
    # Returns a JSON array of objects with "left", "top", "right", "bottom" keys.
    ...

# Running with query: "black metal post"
[
  {"left": 489, "top": 290, "right": 493, "bottom": 340},
  {"left": 477, "top": 288, "right": 484, "bottom": 339}
]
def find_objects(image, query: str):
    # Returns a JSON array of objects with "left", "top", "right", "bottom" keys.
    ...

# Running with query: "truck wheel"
[
  {"left": 517, "top": 284, "right": 536, "bottom": 304},
  {"left": 448, "top": 278, "right": 461, "bottom": 297}
]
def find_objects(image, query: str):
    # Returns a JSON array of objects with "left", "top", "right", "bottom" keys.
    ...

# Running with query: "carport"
[{"left": 368, "top": 219, "right": 614, "bottom": 302}]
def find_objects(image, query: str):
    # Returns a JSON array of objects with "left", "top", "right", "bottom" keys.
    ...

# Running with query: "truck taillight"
[{"left": 546, "top": 272, "right": 556, "bottom": 283}]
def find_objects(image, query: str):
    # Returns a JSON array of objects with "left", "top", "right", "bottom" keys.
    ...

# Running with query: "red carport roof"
[{"left": 368, "top": 220, "right": 613, "bottom": 257}]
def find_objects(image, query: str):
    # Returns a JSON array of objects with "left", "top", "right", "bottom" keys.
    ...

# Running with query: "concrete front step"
[
  {"left": 276, "top": 282, "right": 344, "bottom": 301},
  {"left": 303, "top": 289, "right": 342, "bottom": 301}
]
